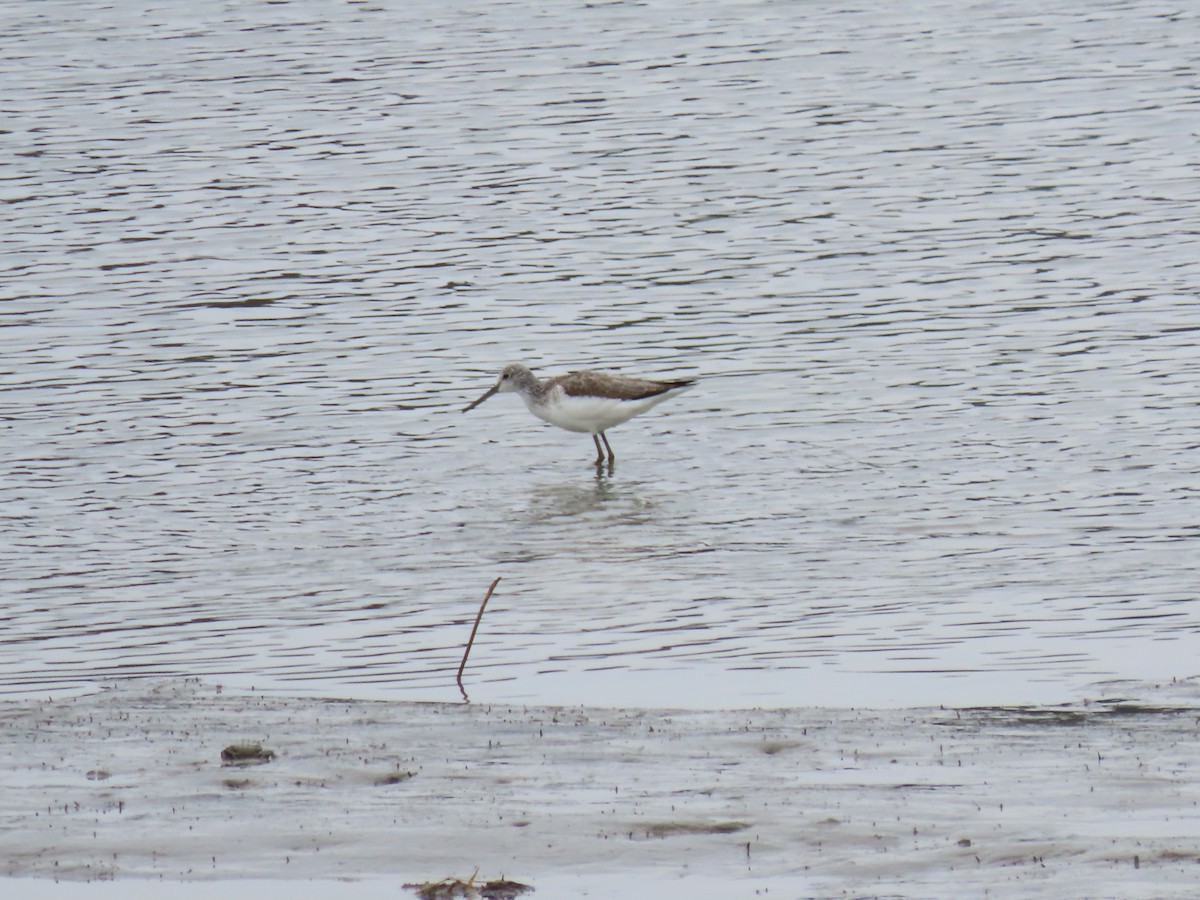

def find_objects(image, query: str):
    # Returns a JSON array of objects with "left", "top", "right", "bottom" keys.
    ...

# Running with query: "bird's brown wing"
[{"left": 555, "top": 370, "right": 694, "bottom": 401}]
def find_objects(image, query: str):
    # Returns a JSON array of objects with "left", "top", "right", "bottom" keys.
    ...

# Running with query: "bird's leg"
[
  {"left": 592, "top": 434, "right": 606, "bottom": 465},
  {"left": 600, "top": 432, "right": 616, "bottom": 464}
]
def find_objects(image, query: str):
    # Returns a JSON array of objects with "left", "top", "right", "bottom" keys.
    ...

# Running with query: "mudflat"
[{"left": 3, "top": 679, "right": 1199, "bottom": 898}]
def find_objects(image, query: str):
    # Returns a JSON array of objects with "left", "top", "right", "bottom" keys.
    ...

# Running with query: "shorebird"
[{"left": 463, "top": 363, "right": 695, "bottom": 464}]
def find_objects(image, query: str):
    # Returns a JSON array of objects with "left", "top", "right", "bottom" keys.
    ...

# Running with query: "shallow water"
[{"left": 3, "top": 0, "right": 1199, "bottom": 708}]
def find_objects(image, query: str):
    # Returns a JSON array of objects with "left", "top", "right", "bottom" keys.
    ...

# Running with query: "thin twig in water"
[{"left": 457, "top": 577, "right": 500, "bottom": 700}]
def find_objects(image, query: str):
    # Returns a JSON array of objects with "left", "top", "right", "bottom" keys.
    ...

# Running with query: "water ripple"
[{"left": 2, "top": 0, "right": 1198, "bottom": 707}]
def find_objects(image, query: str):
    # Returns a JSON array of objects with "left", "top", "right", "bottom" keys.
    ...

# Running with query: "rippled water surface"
[{"left": 4, "top": 0, "right": 1198, "bottom": 707}]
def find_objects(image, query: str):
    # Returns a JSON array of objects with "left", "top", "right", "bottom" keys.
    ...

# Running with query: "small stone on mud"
[{"left": 220, "top": 742, "right": 275, "bottom": 765}]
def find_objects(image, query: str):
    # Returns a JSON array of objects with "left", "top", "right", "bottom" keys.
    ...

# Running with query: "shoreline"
[{"left": 4, "top": 678, "right": 1199, "bottom": 897}]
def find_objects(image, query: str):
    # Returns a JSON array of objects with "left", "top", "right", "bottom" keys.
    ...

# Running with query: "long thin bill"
[{"left": 462, "top": 384, "right": 498, "bottom": 412}]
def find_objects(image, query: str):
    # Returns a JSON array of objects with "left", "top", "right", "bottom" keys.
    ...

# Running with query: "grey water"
[{"left": 3, "top": 0, "right": 1198, "bottom": 708}]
